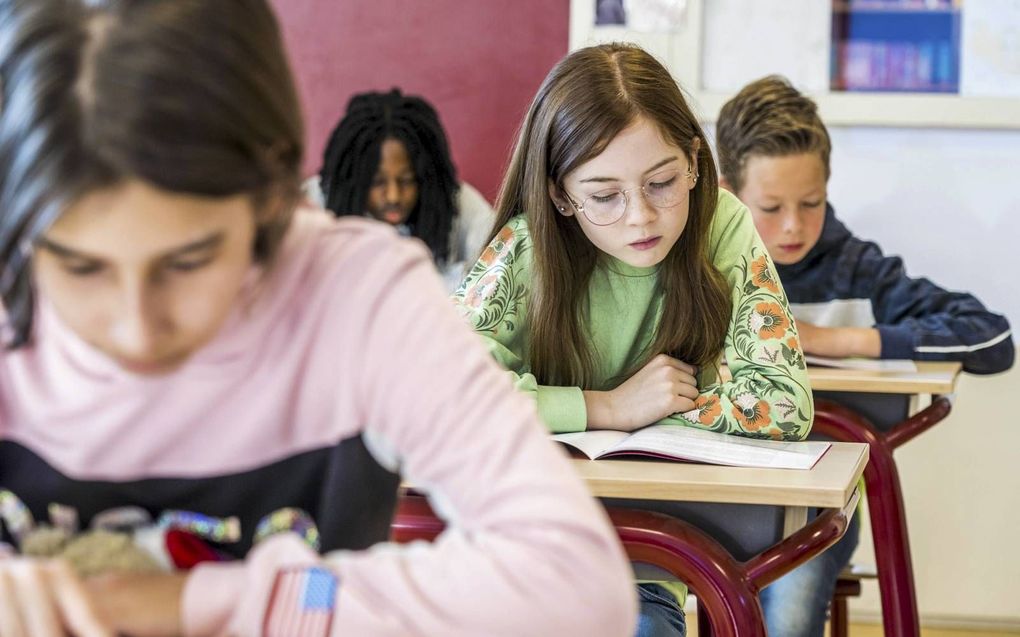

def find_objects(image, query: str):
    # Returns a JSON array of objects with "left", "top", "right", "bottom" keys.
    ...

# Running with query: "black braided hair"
[{"left": 319, "top": 89, "right": 459, "bottom": 264}]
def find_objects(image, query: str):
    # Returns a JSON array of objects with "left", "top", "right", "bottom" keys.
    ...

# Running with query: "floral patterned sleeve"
[
  {"left": 666, "top": 193, "right": 813, "bottom": 441},
  {"left": 452, "top": 217, "right": 589, "bottom": 434}
]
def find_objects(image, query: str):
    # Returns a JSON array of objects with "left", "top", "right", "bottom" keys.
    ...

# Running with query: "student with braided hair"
[{"left": 309, "top": 89, "right": 494, "bottom": 291}]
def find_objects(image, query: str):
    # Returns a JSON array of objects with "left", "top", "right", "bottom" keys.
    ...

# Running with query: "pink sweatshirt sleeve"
[{"left": 182, "top": 234, "right": 636, "bottom": 636}]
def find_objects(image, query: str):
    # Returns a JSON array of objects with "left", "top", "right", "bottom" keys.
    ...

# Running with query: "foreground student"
[
  {"left": 0, "top": 1, "right": 636, "bottom": 635},
  {"left": 310, "top": 89, "right": 494, "bottom": 291},
  {"left": 715, "top": 74, "right": 1014, "bottom": 637},
  {"left": 454, "top": 43, "right": 813, "bottom": 637}
]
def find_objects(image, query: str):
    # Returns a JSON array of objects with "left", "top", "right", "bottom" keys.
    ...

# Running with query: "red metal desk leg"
[
  {"left": 393, "top": 494, "right": 850, "bottom": 637},
  {"left": 813, "top": 397, "right": 951, "bottom": 637}
]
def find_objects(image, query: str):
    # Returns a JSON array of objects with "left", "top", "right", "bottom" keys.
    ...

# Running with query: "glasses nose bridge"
[
  {"left": 620, "top": 184, "right": 658, "bottom": 224},
  {"left": 620, "top": 183, "right": 652, "bottom": 213}
]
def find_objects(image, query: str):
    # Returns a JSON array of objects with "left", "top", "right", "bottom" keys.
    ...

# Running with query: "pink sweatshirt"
[{"left": 0, "top": 208, "right": 636, "bottom": 636}]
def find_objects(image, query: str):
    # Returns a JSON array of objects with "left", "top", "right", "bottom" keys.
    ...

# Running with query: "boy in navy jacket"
[{"left": 715, "top": 75, "right": 1013, "bottom": 637}]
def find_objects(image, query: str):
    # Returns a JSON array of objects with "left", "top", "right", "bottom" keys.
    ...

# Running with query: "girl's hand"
[
  {"left": 85, "top": 572, "right": 187, "bottom": 637},
  {"left": 585, "top": 354, "right": 699, "bottom": 431},
  {"left": 0, "top": 558, "right": 113, "bottom": 637}
]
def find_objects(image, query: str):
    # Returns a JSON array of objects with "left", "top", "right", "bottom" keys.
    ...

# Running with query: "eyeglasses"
[{"left": 566, "top": 166, "right": 696, "bottom": 226}]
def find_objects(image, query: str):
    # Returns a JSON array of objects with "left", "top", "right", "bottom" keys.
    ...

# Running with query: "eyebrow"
[
  {"left": 578, "top": 156, "right": 680, "bottom": 184},
  {"left": 36, "top": 231, "right": 225, "bottom": 262},
  {"left": 758, "top": 190, "right": 826, "bottom": 202}
]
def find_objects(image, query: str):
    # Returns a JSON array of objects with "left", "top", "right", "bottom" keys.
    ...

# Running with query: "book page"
[
  {"left": 611, "top": 425, "right": 830, "bottom": 470},
  {"left": 552, "top": 430, "right": 630, "bottom": 459},
  {"left": 805, "top": 355, "right": 918, "bottom": 372}
]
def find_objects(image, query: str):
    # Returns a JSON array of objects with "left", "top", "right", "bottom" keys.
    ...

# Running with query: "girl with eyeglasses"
[
  {"left": 454, "top": 43, "right": 813, "bottom": 637},
  {"left": 0, "top": 1, "right": 637, "bottom": 635}
]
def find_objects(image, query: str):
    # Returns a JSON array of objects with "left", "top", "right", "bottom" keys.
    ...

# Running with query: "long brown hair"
[
  {"left": 489, "top": 43, "right": 731, "bottom": 388},
  {"left": 0, "top": 0, "right": 303, "bottom": 348}
]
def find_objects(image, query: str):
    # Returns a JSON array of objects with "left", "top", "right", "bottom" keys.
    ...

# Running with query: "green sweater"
[{"left": 453, "top": 190, "right": 813, "bottom": 439}]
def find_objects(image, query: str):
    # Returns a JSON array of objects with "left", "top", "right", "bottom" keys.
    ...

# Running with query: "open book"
[
  {"left": 805, "top": 354, "right": 917, "bottom": 372},
  {"left": 553, "top": 425, "right": 830, "bottom": 470}
]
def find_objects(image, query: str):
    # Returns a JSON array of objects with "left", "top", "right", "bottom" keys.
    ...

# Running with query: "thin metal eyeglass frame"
[{"left": 566, "top": 165, "right": 696, "bottom": 226}]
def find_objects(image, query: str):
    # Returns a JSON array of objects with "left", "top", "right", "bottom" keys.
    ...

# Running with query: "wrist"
[
  {"left": 582, "top": 390, "right": 614, "bottom": 430},
  {"left": 87, "top": 572, "right": 187, "bottom": 637},
  {"left": 849, "top": 327, "right": 882, "bottom": 358},
  {"left": 182, "top": 562, "right": 247, "bottom": 637}
]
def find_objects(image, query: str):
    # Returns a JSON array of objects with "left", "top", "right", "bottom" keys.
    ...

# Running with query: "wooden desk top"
[
  {"left": 806, "top": 361, "right": 961, "bottom": 394},
  {"left": 571, "top": 441, "right": 868, "bottom": 509},
  {"left": 721, "top": 361, "right": 961, "bottom": 395}
]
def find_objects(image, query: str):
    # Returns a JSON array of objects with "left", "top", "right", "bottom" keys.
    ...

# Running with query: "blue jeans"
[
  {"left": 635, "top": 583, "right": 687, "bottom": 636},
  {"left": 759, "top": 512, "right": 861, "bottom": 637}
]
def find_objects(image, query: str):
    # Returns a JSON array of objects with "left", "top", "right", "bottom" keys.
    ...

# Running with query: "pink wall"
[{"left": 269, "top": 0, "right": 570, "bottom": 202}]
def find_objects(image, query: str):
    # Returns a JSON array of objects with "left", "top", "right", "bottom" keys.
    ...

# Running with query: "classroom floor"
[
  {"left": 831, "top": 627, "right": 1013, "bottom": 637},
  {"left": 684, "top": 618, "right": 1012, "bottom": 637}
]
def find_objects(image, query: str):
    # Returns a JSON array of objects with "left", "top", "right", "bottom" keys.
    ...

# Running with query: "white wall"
[
  {"left": 852, "top": 368, "right": 1020, "bottom": 628},
  {"left": 828, "top": 126, "right": 1020, "bottom": 331},
  {"left": 571, "top": 0, "right": 1020, "bottom": 623},
  {"left": 827, "top": 126, "right": 1020, "bottom": 628},
  {"left": 689, "top": 4, "right": 1020, "bottom": 621},
  {"left": 704, "top": 122, "right": 1020, "bottom": 628},
  {"left": 688, "top": 6, "right": 1020, "bottom": 618}
]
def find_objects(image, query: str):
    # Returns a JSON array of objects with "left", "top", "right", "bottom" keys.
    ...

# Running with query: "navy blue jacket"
[{"left": 775, "top": 204, "right": 1014, "bottom": 375}]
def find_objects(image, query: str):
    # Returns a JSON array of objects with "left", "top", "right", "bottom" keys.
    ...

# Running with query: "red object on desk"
[
  {"left": 165, "top": 529, "right": 223, "bottom": 569},
  {"left": 813, "top": 396, "right": 952, "bottom": 637},
  {"left": 392, "top": 494, "right": 852, "bottom": 637}
]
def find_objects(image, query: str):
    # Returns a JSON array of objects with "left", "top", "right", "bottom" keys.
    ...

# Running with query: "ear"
[
  {"left": 254, "top": 190, "right": 288, "bottom": 224},
  {"left": 690, "top": 136, "right": 702, "bottom": 157},
  {"left": 547, "top": 178, "right": 574, "bottom": 217},
  {"left": 688, "top": 137, "right": 703, "bottom": 189}
]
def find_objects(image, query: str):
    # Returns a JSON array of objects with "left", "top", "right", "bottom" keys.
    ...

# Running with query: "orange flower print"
[
  {"left": 732, "top": 392, "right": 772, "bottom": 432},
  {"left": 750, "top": 255, "right": 779, "bottom": 293},
  {"left": 748, "top": 302, "right": 789, "bottom": 339},
  {"left": 681, "top": 395, "right": 722, "bottom": 425},
  {"left": 691, "top": 395, "right": 722, "bottom": 425},
  {"left": 786, "top": 336, "right": 800, "bottom": 351},
  {"left": 461, "top": 273, "right": 500, "bottom": 311},
  {"left": 480, "top": 226, "right": 515, "bottom": 267}
]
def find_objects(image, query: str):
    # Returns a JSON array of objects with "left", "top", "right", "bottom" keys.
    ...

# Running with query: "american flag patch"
[{"left": 263, "top": 566, "right": 338, "bottom": 637}]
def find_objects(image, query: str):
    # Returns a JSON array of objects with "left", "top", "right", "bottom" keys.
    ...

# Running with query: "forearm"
[
  {"left": 805, "top": 327, "right": 881, "bottom": 358},
  {"left": 877, "top": 316, "right": 1014, "bottom": 374}
]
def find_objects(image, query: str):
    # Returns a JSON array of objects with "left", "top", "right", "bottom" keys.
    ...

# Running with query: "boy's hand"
[
  {"left": 795, "top": 321, "right": 824, "bottom": 353},
  {"left": 0, "top": 558, "right": 113, "bottom": 637},
  {"left": 797, "top": 321, "right": 881, "bottom": 358},
  {"left": 585, "top": 354, "right": 698, "bottom": 431}
]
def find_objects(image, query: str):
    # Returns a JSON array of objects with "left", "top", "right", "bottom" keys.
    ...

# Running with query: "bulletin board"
[{"left": 571, "top": 0, "right": 1020, "bottom": 129}]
